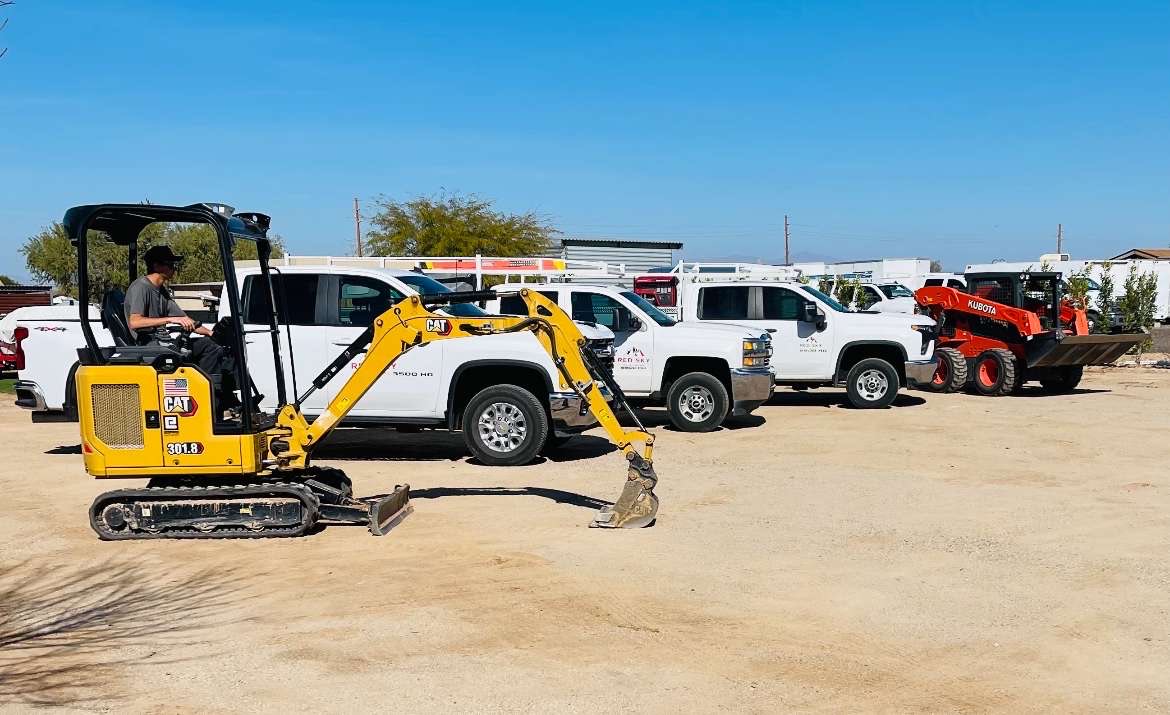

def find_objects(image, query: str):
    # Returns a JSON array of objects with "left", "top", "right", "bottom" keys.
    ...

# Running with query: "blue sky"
[{"left": 2, "top": 1, "right": 1168, "bottom": 279}]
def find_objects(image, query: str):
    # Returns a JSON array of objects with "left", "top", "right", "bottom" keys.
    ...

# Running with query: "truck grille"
[
  {"left": 91, "top": 384, "right": 144, "bottom": 449},
  {"left": 587, "top": 338, "right": 616, "bottom": 373}
]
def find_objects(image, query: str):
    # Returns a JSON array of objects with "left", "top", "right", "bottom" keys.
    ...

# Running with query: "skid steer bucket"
[
  {"left": 1027, "top": 333, "right": 1147, "bottom": 368},
  {"left": 592, "top": 453, "right": 659, "bottom": 529}
]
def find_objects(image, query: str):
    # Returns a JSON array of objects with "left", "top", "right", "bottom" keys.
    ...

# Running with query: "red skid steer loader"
[{"left": 915, "top": 271, "right": 1145, "bottom": 396}]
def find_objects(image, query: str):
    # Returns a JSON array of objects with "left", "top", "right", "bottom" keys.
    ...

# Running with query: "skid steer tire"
[
  {"left": 1040, "top": 365, "right": 1083, "bottom": 393},
  {"left": 666, "top": 371, "right": 729, "bottom": 432},
  {"left": 844, "top": 358, "right": 900, "bottom": 409},
  {"left": 925, "top": 347, "right": 967, "bottom": 393},
  {"left": 462, "top": 385, "right": 548, "bottom": 466},
  {"left": 970, "top": 349, "right": 1017, "bottom": 396}
]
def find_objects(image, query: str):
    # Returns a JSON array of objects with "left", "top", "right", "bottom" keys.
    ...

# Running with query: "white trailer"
[{"left": 965, "top": 257, "right": 1170, "bottom": 323}]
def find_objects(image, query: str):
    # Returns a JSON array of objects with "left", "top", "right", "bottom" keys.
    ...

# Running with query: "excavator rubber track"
[{"left": 89, "top": 482, "right": 321, "bottom": 540}]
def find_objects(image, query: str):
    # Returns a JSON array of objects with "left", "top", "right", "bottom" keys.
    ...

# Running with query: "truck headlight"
[{"left": 742, "top": 338, "right": 771, "bottom": 367}]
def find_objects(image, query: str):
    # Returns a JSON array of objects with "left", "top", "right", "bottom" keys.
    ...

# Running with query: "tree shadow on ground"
[{"left": 0, "top": 559, "right": 250, "bottom": 708}]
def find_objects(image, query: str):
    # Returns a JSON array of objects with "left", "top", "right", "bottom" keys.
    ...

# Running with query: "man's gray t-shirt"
[{"left": 124, "top": 276, "right": 184, "bottom": 343}]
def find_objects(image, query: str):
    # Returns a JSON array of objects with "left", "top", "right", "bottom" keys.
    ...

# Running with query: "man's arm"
[{"left": 165, "top": 295, "right": 208, "bottom": 335}]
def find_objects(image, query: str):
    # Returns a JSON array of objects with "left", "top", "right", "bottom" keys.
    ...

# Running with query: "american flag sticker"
[{"left": 163, "top": 378, "right": 189, "bottom": 396}]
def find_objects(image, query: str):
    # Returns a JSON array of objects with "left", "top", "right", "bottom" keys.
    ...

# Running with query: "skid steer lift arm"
[{"left": 268, "top": 288, "right": 659, "bottom": 529}]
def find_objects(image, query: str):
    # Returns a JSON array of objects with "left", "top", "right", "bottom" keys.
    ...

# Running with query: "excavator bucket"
[
  {"left": 592, "top": 454, "right": 659, "bottom": 528},
  {"left": 1027, "top": 333, "right": 1147, "bottom": 368},
  {"left": 367, "top": 484, "right": 412, "bottom": 536}
]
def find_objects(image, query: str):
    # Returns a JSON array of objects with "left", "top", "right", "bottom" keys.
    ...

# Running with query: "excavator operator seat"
[{"left": 101, "top": 288, "right": 134, "bottom": 346}]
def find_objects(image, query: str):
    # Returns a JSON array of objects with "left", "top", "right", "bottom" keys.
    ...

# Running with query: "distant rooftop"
[
  {"left": 1110, "top": 248, "right": 1170, "bottom": 260},
  {"left": 557, "top": 238, "right": 684, "bottom": 250}
]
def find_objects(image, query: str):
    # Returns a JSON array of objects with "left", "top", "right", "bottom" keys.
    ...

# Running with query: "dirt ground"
[{"left": 1, "top": 368, "right": 1167, "bottom": 713}]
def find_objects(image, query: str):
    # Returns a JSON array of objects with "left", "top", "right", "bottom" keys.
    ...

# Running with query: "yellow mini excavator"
[{"left": 67, "top": 203, "right": 658, "bottom": 539}]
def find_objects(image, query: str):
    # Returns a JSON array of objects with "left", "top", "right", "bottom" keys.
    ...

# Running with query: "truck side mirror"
[
  {"left": 802, "top": 301, "right": 827, "bottom": 330},
  {"left": 612, "top": 308, "right": 630, "bottom": 333},
  {"left": 801, "top": 301, "right": 818, "bottom": 323}
]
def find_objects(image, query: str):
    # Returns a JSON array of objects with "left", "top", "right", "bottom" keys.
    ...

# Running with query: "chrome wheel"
[
  {"left": 677, "top": 385, "right": 715, "bottom": 422},
  {"left": 855, "top": 368, "right": 889, "bottom": 402},
  {"left": 476, "top": 402, "right": 528, "bottom": 453}
]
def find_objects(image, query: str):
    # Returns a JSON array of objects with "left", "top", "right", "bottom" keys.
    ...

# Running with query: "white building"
[{"left": 789, "top": 258, "right": 933, "bottom": 282}]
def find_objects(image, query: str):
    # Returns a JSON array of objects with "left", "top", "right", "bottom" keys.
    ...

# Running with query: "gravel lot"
[{"left": 1, "top": 367, "right": 1167, "bottom": 712}]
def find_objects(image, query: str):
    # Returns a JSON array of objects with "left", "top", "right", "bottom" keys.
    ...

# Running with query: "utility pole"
[
  {"left": 1056, "top": 223, "right": 1063, "bottom": 255},
  {"left": 353, "top": 197, "right": 363, "bottom": 257},
  {"left": 784, "top": 214, "right": 790, "bottom": 265}
]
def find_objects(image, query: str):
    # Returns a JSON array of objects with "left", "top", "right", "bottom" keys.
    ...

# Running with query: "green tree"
[
  {"left": 0, "top": 274, "right": 13, "bottom": 285},
  {"left": 835, "top": 278, "right": 858, "bottom": 309},
  {"left": 929, "top": 260, "right": 943, "bottom": 273},
  {"left": 1117, "top": 264, "right": 1158, "bottom": 355},
  {"left": 365, "top": 193, "right": 558, "bottom": 257},
  {"left": 22, "top": 221, "right": 283, "bottom": 298},
  {"left": 1064, "top": 268, "right": 1092, "bottom": 310},
  {"left": 1094, "top": 263, "right": 1115, "bottom": 334}
]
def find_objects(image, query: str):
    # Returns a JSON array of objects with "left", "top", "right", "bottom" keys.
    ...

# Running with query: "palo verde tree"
[
  {"left": 364, "top": 193, "right": 558, "bottom": 257},
  {"left": 21, "top": 221, "right": 283, "bottom": 298}
]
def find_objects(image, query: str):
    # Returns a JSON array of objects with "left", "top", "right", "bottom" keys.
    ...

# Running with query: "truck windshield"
[
  {"left": 877, "top": 284, "right": 915, "bottom": 299},
  {"left": 800, "top": 286, "right": 850, "bottom": 313},
  {"left": 620, "top": 290, "right": 676, "bottom": 326},
  {"left": 398, "top": 274, "right": 489, "bottom": 318}
]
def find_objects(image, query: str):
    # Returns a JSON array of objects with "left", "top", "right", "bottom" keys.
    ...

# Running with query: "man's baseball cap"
[{"left": 142, "top": 245, "right": 184, "bottom": 266}]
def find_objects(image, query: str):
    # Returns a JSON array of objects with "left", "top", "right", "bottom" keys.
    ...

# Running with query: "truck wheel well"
[
  {"left": 662, "top": 357, "right": 731, "bottom": 398},
  {"left": 448, "top": 363, "right": 551, "bottom": 430},
  {"left": 836, "top": 343, "right": 906, "bottom": 384}
]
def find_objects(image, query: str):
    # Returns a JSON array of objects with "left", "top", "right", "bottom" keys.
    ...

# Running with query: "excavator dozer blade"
[
  {"left": 368, "top": 484, "right": 412, "bottom": 536},
  {"left": 1027, "top": 333, "right": 1147, "bottom": 368},
  {"left": 591, "top": 454, "right": 659, "bottom": 529}
]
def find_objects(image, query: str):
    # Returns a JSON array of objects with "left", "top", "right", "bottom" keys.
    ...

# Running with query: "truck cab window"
[
  {"left": 243, "top": 274, "right": 320, "bottom": 325},
  {"left": 761, "top": 286, "right": 802, "bottom": 320},
  {"left": 338, "top": 276, "right": 404, "bottom": 327},
  {"left": 698, "top": 286, "right": 749, "bottom": 320},
  {"left": 570, "top": 292, "right": 624, "bottom": 330}
]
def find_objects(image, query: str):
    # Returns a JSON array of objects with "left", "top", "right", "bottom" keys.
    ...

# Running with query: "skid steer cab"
[
  {"left": 66, "top": 203, "right": 659, "bottom": 540},
  {"left": 915, "top": 271, "right": 1145, "bottom": 396}
]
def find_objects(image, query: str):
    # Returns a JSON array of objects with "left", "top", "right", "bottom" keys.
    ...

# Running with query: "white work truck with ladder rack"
[{"left": 633, "top": 262, "right": 939, "bottom": 408}]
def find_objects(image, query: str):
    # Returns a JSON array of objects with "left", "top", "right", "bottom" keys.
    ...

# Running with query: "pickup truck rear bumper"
[
  {"left": 14, "top": 380, "right": 47, "bottom": 411},
  {"left": 549, "top": 385, "right": 614, "bottom": 434},
  {"left": 904, "top": 358, "right": 938, "bottom": 387},
  {"left": 730, "top": 368, "right": 774, "bottom": 416}
]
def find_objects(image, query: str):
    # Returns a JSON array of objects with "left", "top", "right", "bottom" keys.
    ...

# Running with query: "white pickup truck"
[
  {"left": 485, "top": 283, "right": 774, "bottom": 432},
  {"left": 633, "top": 274, "right": 937, "bottom": 408},
  {"left": 13, "top": 266, "right": 617, "bottom": 466}
]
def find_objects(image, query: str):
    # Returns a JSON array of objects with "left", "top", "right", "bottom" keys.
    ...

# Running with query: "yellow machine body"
[{"left": 77, "top": 364, "right": 262, "bottom": 478}]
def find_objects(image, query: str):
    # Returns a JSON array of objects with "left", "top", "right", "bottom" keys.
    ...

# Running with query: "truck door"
[
  {"left": 759, "top": 286, "right": 831, "bottom": 380},
  {"left": 324, "top": 274, "right": 441, "bottom": 417},
  {"left": 569, "top": 290, "right": 654, "bottom": 393},
  {"left": 239, "top": 272, "right": 329, "bottom": 413}
]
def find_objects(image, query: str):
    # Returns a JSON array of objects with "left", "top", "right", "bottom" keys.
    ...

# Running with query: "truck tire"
[
  {"left": 666, "top": 371, "right": 728, "bottom": 432},
  {"left": 925, "top": 347, "right": 967, "bottom": 393},
  {"left": 462, "top": 385, "right": 549, "bottom": 466},
  {"left": 844, "top": 358, "right": 899, "bottom": 408},
  {"left": 1040, "top": 365, "right": 1083, "bottom": 393},
  {"left": 970, "top": 348, "right": 1017, "bottom": 396}
]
